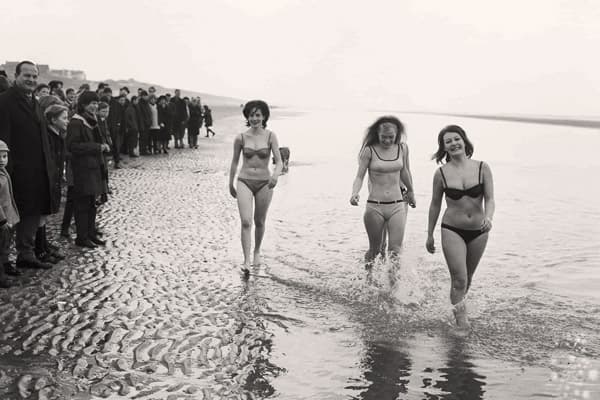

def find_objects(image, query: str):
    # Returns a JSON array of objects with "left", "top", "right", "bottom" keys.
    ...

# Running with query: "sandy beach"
[{"left": 0, "top": 109, "right": 268, "bottom": 399}]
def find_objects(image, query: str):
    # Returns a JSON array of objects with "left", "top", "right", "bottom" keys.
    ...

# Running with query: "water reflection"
[
  {"left": 351, "top": 337, "right": 486, "bottom": 400},
  {"left": 352, "top": 341, "right": 412, "bottom": 399},
  {"left": 427, "top": 336, "right": 486, "bottom": 400}
]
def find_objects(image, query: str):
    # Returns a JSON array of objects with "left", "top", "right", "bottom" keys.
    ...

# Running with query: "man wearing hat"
[{"left": 0, "top": 60, "right": 55, "bottom": 270}]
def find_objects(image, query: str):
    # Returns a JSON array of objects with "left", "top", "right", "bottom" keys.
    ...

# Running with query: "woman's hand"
[
  {"left": 229, "top": 184, "right": 237, "bottom": 198},
  {"left": 426, "top": 236, "right": 435, "bottom": 253},
  {"left": 405, "top": 191, "right": 416, "bottom": 208},
  {"left": 268, "top": 176, "right": 278, "bottom": 189},
  {"left": 481, "top": 217, "right": 493, "bottom": 232},
  {"left": 350, "top": 194, "right": 359, "bottom": 206}
]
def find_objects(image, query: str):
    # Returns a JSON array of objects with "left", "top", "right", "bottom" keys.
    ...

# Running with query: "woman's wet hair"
[
  {"left": 432, "top": 124, "right": 474, "bottom": 164},
  {"left": 243, "top": 100, "right": 270, "bottom": 128},
  {"left": 361, "top": 116, "right": 405, "bottom": 150}
]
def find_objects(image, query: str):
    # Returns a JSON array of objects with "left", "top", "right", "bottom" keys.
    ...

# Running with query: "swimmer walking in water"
[
  {"left": 229, "top": 100, "right": 283, "bottom": 277},
  {"left": 350, "top": 116, "right": 416, "bottom": 266},
  {"left": 426, "top": 125, "right": 495, "bottom": 330}
]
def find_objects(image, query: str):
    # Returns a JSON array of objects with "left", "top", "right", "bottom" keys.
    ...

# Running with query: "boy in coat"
[{"left": 0, "top": 140, "right": 20, "bottom": 287}]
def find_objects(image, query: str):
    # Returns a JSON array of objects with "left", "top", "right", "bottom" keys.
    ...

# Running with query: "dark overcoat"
[
  {"left": 47, "top": 125, "right": 65, "bottom": 214},
  {"left": 65, "top": 114, "right": 104, "bottom": 197},
  {"left": 0, "top": 86, "right": 55, "bottom": 216}
]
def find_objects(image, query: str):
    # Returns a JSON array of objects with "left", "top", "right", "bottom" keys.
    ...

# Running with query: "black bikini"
[
  {"left": 439, "top": 162, "right": 484, "bottom": 200},
  {"left": 440, "top": 162, "right": 486, "bottom": 244},
  {"left": 238, "top": 132, "right": 272, "bottom": 195}
]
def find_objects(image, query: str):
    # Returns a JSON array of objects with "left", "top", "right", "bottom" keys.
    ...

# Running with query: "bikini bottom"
[
  {"left": 238, "top": 178, "right": 270, "bottom": 195},
  {"left": 365, "top": 200, "right": 405, "bottom": 221},
  {"left": 441, "top": 223, "right": 486, "bottom": 244}
]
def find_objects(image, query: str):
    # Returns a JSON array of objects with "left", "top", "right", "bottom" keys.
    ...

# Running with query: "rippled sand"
[{"left": 0, "top": 114, "right": 269, "bottom": 399}]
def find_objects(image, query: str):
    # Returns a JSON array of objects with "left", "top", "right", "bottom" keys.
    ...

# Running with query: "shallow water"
[{"left": 235, "top": 109, "right": 600, "bottom": 399}]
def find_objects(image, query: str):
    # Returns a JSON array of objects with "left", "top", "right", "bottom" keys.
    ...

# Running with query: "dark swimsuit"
[
  {"left": 440, "top": 161, "right": 486, "bottom": 244},
  {"left": 238, "top": 132, "right": 272, "bottom": 195}
]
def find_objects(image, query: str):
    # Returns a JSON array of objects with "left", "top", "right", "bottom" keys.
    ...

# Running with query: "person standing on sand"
[
  {"left": 125, "top": 96, "right": 140, "bottom": 158},
  {"left": 66, "top": 91, "right": 109, "bottom": 249},
  {"left": 35, "top": 104, "right": 69, "bottom": 264},
  {"left": 0, "top": 61, "right": 54, "bottom": 271},
  {"left": 0, "top": 139, "right": 20, "bottom": 286},
  {"left": 137, "top": 90, "right": 152, "bottom": 155},
  {"left": 108, "top": 94, "right": 127, "bottom": 169},
  {"left": 172, "top": 89, "right": 187, "bottom": 149},
  {"left": 157, "top": 96, "right": 170, "bottom": 154},
  {"left": 426, "top": 125, "right": 495, "bottom": 331},
  {"left": 203, "top": 105, "right": 216, "bottom": 137},
  {"left": 229, "top": 100, "right": 283, "bottom": 277},
  {"left": 350, "top": 116, "right": 416, "bottom": 266},
  {"left": 187, "top": 97, "right": 202, "bottom": 149}
]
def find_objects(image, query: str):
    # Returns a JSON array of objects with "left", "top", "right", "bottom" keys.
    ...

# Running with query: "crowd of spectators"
[{"left": 0, "top": 61, "right": 217, "bottom": 288}]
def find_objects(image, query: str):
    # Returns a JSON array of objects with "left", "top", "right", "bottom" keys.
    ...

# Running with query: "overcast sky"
[{"left": 2, "top": 0, "right": 599, "bottom": 116}]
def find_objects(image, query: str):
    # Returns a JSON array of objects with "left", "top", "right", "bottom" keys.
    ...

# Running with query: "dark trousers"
[
  {"left": 126, "top": 129, "right": 139, "bottom": 155},
  {"left": 74, "top": 195, "right": 96, "bottom": 241},
  {"left": 149, "top": 129, "right": 160, "bottom": 153},
  {"left": 139, "top": 128, "right": 149, "bottom": 154},
  {"left": 188, "top": 133, "right": 198, "bottom": 148},
  {"left": 111, "top": 129, "right": 124, "bottom": 164},
  {"left": 0, "top": 225, "right": 15, "bottom": 264},
  {"left": 175, "top": 122, "right": 186, "bottom": 140},
  {"left": 61, "top": 186, "right": 75, "bottom": 231},
  {"left": 15, "top": 214, "right": 41, "bottom": 260}
]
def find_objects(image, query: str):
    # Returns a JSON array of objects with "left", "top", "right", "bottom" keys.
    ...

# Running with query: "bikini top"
[
  {"left": 440, "top": 161, "right": 484, "bottom": 200},
  {"left": 367, "top": 143, "right": 404, "bottom": 174},
  {"left": 241, "top": 131, "right": 271, "bottom": 159}
]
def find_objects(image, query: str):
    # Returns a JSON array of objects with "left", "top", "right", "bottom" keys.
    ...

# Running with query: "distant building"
[
  {"left": 51, "top": 69, "right": 87, "bottom": 80},
  {"left": 1, "top": 61, "right": 86, "bottom": 80}
]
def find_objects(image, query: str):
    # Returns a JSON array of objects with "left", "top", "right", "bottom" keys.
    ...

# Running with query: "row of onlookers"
[{"left": 0, "top": 61, "right": 217, "bottom": 288}]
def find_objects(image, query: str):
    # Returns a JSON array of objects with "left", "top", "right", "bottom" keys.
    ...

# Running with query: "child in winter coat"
[{"left": 0, "top": 139, "right": 21, "bottom": 287}]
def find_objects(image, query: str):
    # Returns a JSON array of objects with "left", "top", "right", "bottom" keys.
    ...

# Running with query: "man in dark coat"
[
  {"left": 172, "top": 89, "right": 188, "bottom": 149},
  {"left": 108, "top": 95, "right": 127, "bottom": 168},
  {"left": 125, "top": 97, "right": 140, "bottom": 157},
  {"left": 136, "top": 90, "right": 152, "bottom": 155},
  {"left": 0, "top": 61, "right": 54, "bottom": 270}
]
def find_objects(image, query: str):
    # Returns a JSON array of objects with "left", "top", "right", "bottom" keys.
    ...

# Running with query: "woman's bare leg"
[
  {"left": 363, "top": 206, "right": 385, "bottom": 265},
  {"left": 236, "top": 181, "right": 254, "bottom": 270},
  {"left": 441, "top": 229, "right": 470, "bottom": 328},
  {"left": 252, "top": 185, "right": 274, "bottom": 266}
]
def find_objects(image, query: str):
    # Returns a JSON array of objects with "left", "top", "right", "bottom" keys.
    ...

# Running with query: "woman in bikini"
[
  {"left": 229, "top": 100, "right": 283, "bottom": 276},
  {"left": 426, "top": 125, "right": 495, "bottom": 330},
  {"left": 350, "top": 116, "right": 416, "bottom": 265}
]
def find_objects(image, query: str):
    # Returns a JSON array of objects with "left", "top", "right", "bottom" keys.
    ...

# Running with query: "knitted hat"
[
  {"left": 78, "top": 91, "right": 99, "bottom": 106},
  {"left": 0, "top": 140, "right": 9, "bottom": 152}
]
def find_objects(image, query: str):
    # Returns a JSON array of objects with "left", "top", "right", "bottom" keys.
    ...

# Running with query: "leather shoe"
[
  {"left": 90, "top": 236, "right": 106, "bottom": 246},
  {"left": 16, "top": 257, "right": 52, "bottom": 270},
  {"left": 39, "top": 252, "right": 59, "bottom": 264},
  {"left": 48, "top": 248, "right": 65, "bottom": 261},
  {"left": 4, "top": 262, "right": 23, "bottom": 276},
  {"left": 75, "top": 239, "right": 97, "bottom": 249}
]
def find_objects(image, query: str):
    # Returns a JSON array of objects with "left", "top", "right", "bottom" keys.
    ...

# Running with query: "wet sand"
[{"left": 0, "top": 110, "right": 266, "bottom": 399}]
